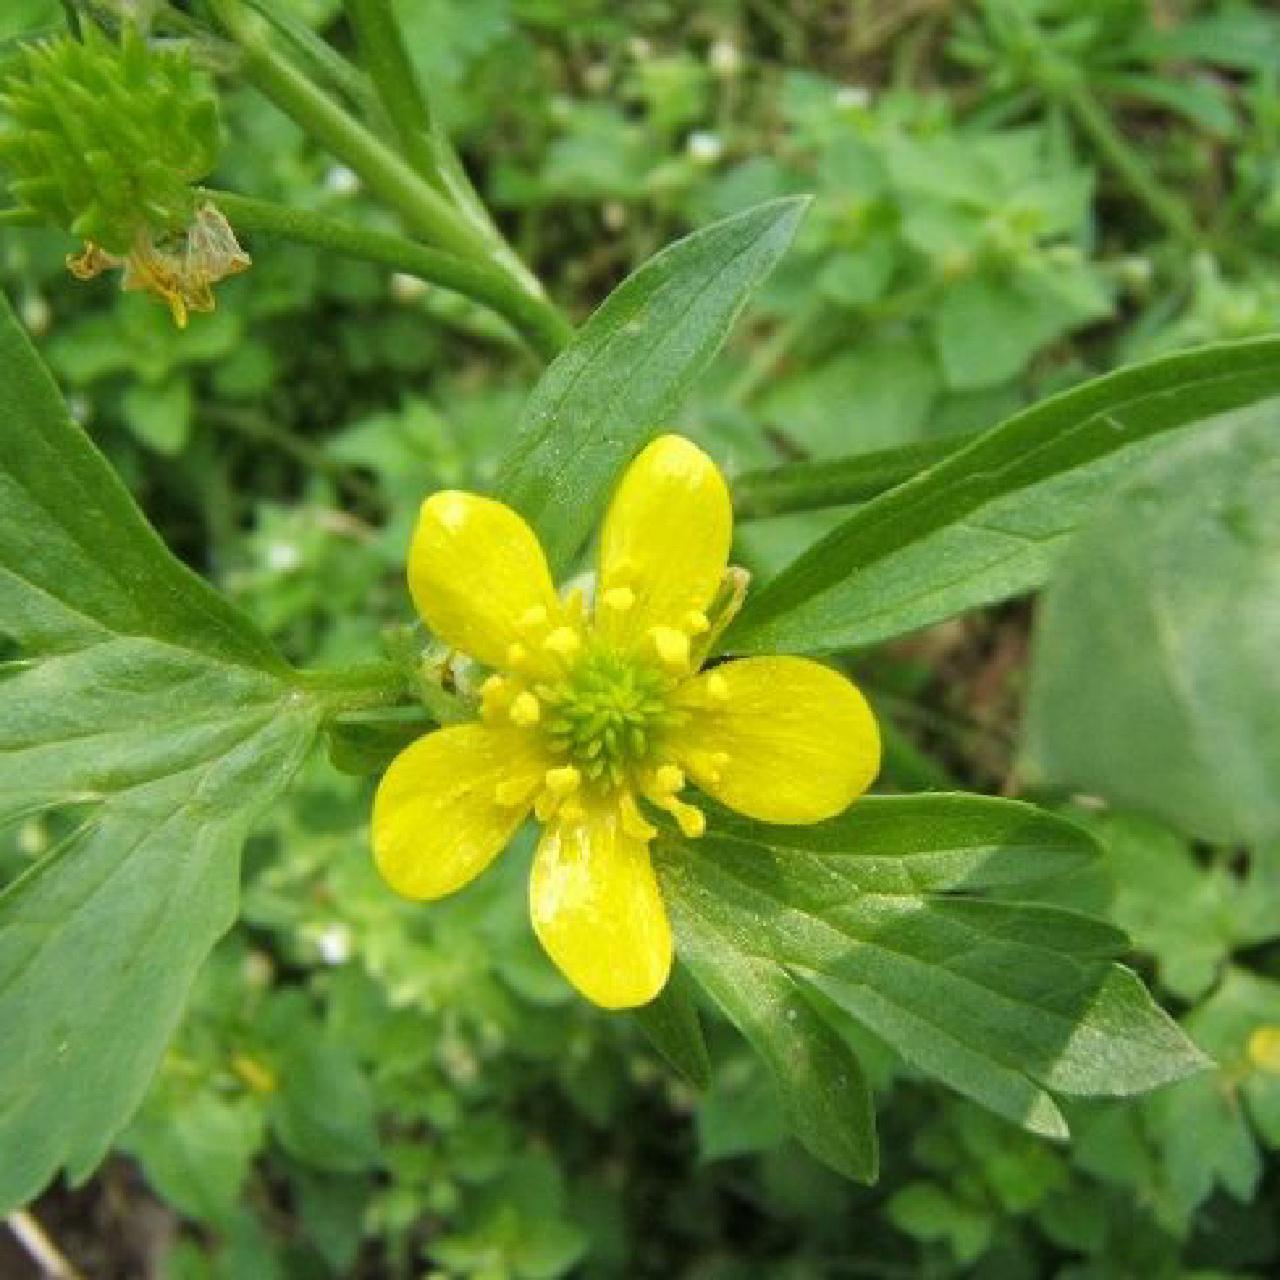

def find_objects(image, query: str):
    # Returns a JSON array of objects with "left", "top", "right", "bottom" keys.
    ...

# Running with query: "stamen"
[
  {"left": 506, "top": 641, "right": 529, "bottom": 671},
  {"left": 509, "top": 691, "right": 541, "bottom": 727},
  {"left": 704, "top": 672, "right": 729, "bottom": 703},
  {"left": 543, "top": 626, "right": 582, "bottom": 660},
  {"left": 685, "top": 610, "right": 710, "bottom": 635},
  {"left": 619, "top": 792, "right": 657, "bottom": 841},
  {"left": 544, "top": 765, "right": 581, "bottom": 797},
  {"left": 518, "top": 604, "right": 549, "bottom": 632},
  {"left": 652, "top": 763, "right": 684, "bottom": 795},
  {"left": 480, "top": 674, "right": 511, "bottom": 722},
  {"left": 650, "top": 625, "right": 690, "bottom": 671},
  {"left": 602, "top": 586, "right": 636, "bottom": 613}
]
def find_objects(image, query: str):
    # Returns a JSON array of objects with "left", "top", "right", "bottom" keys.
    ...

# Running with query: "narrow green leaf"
[
  {"left": 631, "top": 963, "right": 711, "bottom": 1090},
  {"left": 656, "top": 796, "right": 1208, "bottom": 1173},
  {"left": 727, "top": 337, "right": 1280, "bottom": 654},
  {"left": 494, "top": 197, "right": 809, "bottom": 576},
  {"left": 0, "top": 293, "right": 318, "bottom": 1211},
  {"left": 1023, "top": 407, "right": 1280, "bottom": 847}
]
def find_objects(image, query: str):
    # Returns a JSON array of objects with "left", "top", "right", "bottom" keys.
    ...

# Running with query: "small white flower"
[
  {"left": 835, "top": 85, "right": 871, "bottom": 111},
  {"left": 266, "top": 541, "right": 302, "bottom": 573},
  {"left": 687, "top": 131, "right": 724, "bottom": 164},
  {"left": 708, "top": 39, "right": 741, "bottom": 77},
  {"left": 324, "top": 165, "right": 360, "bottom": 197},
  {"left": 317, "top": 923, "right": 353, "bottom": 966}
]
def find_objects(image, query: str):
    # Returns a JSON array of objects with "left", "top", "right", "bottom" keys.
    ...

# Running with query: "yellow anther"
[
  {"left": 652, "top": 763, "right": 685, "bottom": 795},
  {"left": 562, "top": 586, "right": 587, "bottom": 624},
  {"left": 495, "top": 777, "right": 533, "bottom": 807},
  {"left": 518, "top": 604, "right": 549, "bottom": 631},
  {"left": 602, "top": 586, "right": 636, "bottom": 613},
  {"left": 651, "top": 625, "right": 690, "bottom": 670},
  {"left": 543, "top": 626, "right": 582, "bottom": 659},
  {"left": 544, "top": 765, "right": 582, "bottom": 798},
  {"left": 704, "top": 673, "right": 729, "bottom": 703},
  {"left": 559, "top": 799, "right": 587, "bottom": 826},
  {"left": 620, "top": 792, "right": 657, "bottom": 841},
  {"left": 506, "top": 642, "right": 529, "bottom": 670},
  {"left": 509, "top": 691, "right": 542, "bottom": 727},
  {"left": 685, "top": 610, "right": 710, "bottom": 635},
  {"left": 1248, "top": 1026, "right": 1280, "bottom": 1075},
  {"left": 480, "top": 674, "right": 511, "bottom": 721},
  {"left": 664, "top": 797, "right": 706, "bottom": 839}
]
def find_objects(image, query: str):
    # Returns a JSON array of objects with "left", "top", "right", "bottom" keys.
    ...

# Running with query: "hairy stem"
[{"left": 204, "top": 189, "right": 572, "bottom": 360}]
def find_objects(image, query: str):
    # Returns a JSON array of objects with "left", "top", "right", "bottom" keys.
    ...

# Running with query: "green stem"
[
  {"left": 339, "top": 0, "right": 548, "bottom": 301},
  {"left": 204, "top": 188, "right": 572, "bottom": 360},
  {"left": 208, "top": 0, "right": 480, "bottom": 258},
  {"left": 292, "top": 660, "right": 410, "bottom": 713},
  {"left": 1058, "top": 81, "right": 1199, "bottom": 244},
  {"left": 342, "top": 0, "right": 442, "bottom": 192},
  {"left": 200, "top": 401, "right": 383, "bottom": 506},
  {"left": 733, "top": 433, "right": 975, "bottom": 520}
]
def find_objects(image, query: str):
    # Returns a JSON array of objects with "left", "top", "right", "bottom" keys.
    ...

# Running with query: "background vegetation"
[{"left": 2, "top": 0, "right": 1279, "bottom": 1276}]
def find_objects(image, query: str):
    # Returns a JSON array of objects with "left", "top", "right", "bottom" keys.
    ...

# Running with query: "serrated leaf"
[
  {"left": 1024, "top": 408, "right": 1280, "bottom": 847},
  {"left": 656, "top": 796, "right": 1207, "bottom": 1177},
  {"left": 727, "top": 337, "right": 1280, "bottom": 655},
  {"left": 0, "top": 292, "right": 318, "bottom": 1210},
  {"left": 494, "top": 197, "right": 809, "bottom": 576}
]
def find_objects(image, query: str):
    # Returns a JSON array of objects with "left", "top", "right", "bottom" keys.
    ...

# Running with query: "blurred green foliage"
[{"left": 3, "top": 0, "right": 1280, "bottom": 1276}]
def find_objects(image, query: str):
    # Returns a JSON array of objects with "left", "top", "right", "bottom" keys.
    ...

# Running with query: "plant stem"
[
  {"left": 1058, "top": 81, "right": 1200, "bottom": 245},
  {"left": 200, "top": 401, "right": 382, "bottom": 506},
  {"left": 203, "top": 188, "right": 572, "bottom": 360},
  {"left": 342, "top": 0, "right": 442, "bottom": 192},
  {"left": 733, "top": 432, "right": 975, "bottom": 519},
  {"left": 0, "top": 209, "right": 41, "bottom": 226},
  {"left": 210, "top": 0, "right": 476, "bottom": 254},
  {"left": 292, "top": 660, "right": 410, "bottom": 713}
]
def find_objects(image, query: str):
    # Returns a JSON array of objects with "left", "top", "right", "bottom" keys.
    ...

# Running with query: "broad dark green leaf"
[
  {"left": 631, "top": 963, "right": 711, "bottom": 1089},
  {"left": 656, "top": 796, "right": 1207, "bottom": 1177},
  {"left": 1023, "top": 407, "right": 1280, "bottom": 847},
  {"left": 727, "top": 337, "right": 1280, "bottom": 654},
  {"left": 494, "top": 197, "right": 809, "bottom": 576},
  {"left": 0, "top": 294, "right": 318, "bottom": 1211}
]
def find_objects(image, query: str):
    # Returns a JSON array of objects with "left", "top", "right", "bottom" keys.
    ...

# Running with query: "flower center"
[{"left": 541, "top": 648, "right": 675, "bottom": 783}]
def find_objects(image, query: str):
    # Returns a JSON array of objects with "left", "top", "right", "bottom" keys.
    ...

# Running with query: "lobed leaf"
[
  {"left": 0, "top": 293, "right": 318, "bottom": 1210},
  {"left": 726, "top": 337, "right": 1280, "bottom": 654},
  {"left": 656, "top": 796, "right": 1208, "bottom": 1176}
]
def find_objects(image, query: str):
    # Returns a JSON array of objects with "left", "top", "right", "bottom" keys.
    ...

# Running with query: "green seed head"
[
  {"left": 542, "top": 648, "right": 676, "bottom": 784},
  {"left": 0, "top": 22, "right": 222, "bottom": 253}
]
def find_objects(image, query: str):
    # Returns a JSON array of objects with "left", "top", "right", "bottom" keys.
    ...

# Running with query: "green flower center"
[{"left": 541, "top": 648, "right": 676, "bottom": 783}]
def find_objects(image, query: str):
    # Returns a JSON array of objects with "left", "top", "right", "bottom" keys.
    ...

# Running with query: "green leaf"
[
  {"left": 631, "top": 963, "right": 711, "bottom": 1089},
  {"left": 0, "top": 293, "right": 318, "bottom": 1211},
  {"left": 121, "top": 376, "right": 194, "bottom": 455},
  {"left": 1024, "top": 408, "right": 1280, "bottom": 847},
  {"left": 656, "top": 796, "right": 1208, "bottom": 1179},
  {"left": 727, "top": 337, "right": 1280, "bottom": 655},
  {"left": 494, "top": 197, "right": 809, "bottom": 576},
  {"left": 123, "top": 1092, "right": 266, "bottom": 1227},
  {"left": 269, "top": 1035, "right": 380, "bottom": 1174}
]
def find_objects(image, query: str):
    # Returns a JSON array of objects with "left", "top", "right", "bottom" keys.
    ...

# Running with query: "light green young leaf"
[
  {"left": 0, "top": 294, "right": 319, "bottom": 1211},
  {"left": 494, "top": 197, "right": 809, "bottom": 576},
  {"left": 727, "top": 337, "right": 1280, "bottom": 655},
  {"left": 656, "top": 796, "right": 1207, "bottom": 1179},
  {"left": 1024, "top": 407, "right": 1280, "bottom": 847}
]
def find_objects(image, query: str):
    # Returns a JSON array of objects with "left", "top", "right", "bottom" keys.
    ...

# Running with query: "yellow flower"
[{"left": 372, "top": 435, "right": 881, "bottom": 1009}]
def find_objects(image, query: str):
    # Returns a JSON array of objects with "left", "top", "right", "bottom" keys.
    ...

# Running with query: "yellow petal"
[
  {"left": 529, "top": 804, "right": 673, "bottom": 1009},
  {"left": 408, "top": 491, "right": 559, "bottom": 670},
  {"left": 670, "top": 657, "right": 880, "bottom": 824},
  {"left": 597, "top": 435, "right": 731, "bottom": 647},
  {"left": 373, "top": 722, "right": 545, "bottom": 900}
]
